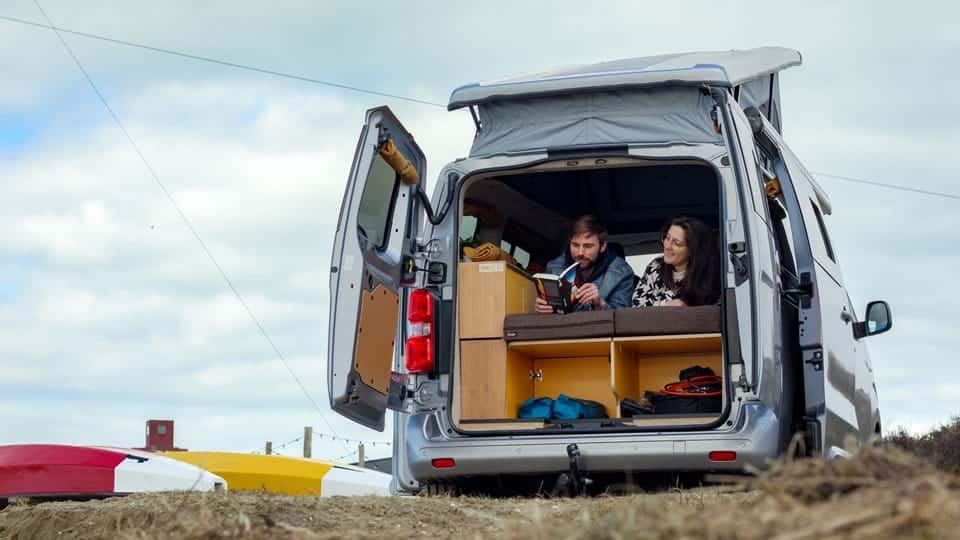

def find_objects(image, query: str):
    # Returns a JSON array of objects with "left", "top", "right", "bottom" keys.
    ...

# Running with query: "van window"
[
  {"left": 460, "top": 215, "right": 478, "bottom": 241},
  {"left": 513, "top": 246, "right": 531, "bottom": 268},
  {"left": 810, "top": 200, "right": 836, "bottom": 262},
  {"left": 356, "top": 154, "right": 398, "bottom": 249}
]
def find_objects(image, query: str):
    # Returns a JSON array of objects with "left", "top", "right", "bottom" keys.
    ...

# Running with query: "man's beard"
[{"left": 576, "top": 256, "right": 596, "bottom": 270}]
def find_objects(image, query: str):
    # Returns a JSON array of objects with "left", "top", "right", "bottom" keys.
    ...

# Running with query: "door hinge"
[
  {"left": 737, "top": 373, "right": 753, "bottom": 391},
  {"left": 783, "top": 272, "right": 813, "bottom": 309},
  {"left": 529, "top": 369, "right": 543, "bottom": 382},
  {"left": 803, "top": 348, "right": 824, "bottom": 371}
]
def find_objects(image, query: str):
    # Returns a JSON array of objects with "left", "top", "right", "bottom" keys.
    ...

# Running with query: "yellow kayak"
[{"left": 161, "top": 451, "right": 390, "bottom": 496}]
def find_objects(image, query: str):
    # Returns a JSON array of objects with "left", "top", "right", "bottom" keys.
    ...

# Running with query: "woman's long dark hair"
[{"left": 661, "top": 217, "right": 720, "bottom": 306}]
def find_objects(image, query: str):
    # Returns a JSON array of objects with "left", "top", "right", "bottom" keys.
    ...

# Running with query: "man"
[{"left": 535, "top": 215, "right": 634, "bottom": 313}]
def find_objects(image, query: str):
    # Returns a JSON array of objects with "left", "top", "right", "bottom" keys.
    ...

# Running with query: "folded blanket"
[{"left": 463, "top": 242, "right": 517, "bottom": 265}]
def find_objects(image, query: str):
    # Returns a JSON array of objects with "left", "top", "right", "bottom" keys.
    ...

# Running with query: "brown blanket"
[{"left": 463, "top": 242, "right": 517, "bottom": 265}]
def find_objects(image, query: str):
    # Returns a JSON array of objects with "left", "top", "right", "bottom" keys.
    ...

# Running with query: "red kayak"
[{"left": 0, "top": 444, "right": 226, "bottom": 502}]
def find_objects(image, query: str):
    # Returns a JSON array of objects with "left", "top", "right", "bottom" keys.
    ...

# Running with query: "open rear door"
[{"left": 328, "top": 106, "right": 425, "bottom": 431}]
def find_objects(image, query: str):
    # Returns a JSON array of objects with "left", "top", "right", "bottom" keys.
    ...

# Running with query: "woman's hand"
[{"left": 663, "top": 298, "right": 687, "bottom": 307}]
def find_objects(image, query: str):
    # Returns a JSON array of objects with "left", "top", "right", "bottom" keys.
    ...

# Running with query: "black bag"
[
  {"left": 678, "top": 365, "right": 715, "bottom": 380},
  {"left": 620, "top": 397, "right": 655, "bottom": 417},
  {"left": 647, "top": 392, "right": 722, "bottom": 414}
]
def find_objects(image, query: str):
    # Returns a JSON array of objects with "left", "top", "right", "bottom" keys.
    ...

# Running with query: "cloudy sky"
[{"left": 1, "top": 1, "right": 956, "bottom": 461}]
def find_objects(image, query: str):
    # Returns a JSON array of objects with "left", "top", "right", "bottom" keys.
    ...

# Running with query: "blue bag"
[
  {"left": 517, "top": 397, "right": 554, "bottom": 419},
  {"left": 552, "top": 394, "right": 608, "bottom": 419}
]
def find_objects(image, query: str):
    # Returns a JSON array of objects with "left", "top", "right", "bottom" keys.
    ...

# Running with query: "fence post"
[
  {"left": 303, "top": 426, "right": 313, "bottom": 458},
  {"left": 358, "top": 442, "right": 365, "bottom": 467},
  {"left": 265, "top": 441, "right": 272, "bottom": 455}
]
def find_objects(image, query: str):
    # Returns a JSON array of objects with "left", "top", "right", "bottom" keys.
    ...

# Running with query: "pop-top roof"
[{"left": 448, "top": 47, "right": 801, "bottom": 110}]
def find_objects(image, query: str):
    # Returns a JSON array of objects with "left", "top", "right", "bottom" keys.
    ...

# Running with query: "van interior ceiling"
[{"left": 452, "top": 160, "right": 728, "bottom": 433}]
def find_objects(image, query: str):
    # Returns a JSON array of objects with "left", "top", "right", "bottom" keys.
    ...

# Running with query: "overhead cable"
[{"left": 0, "top": 13, "right": 445, "bottom": 108}]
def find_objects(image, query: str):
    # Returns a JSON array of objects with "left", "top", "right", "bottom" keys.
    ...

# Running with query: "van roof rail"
[{"left": 448, "top": 47, "right": 801, "bottom": 110}]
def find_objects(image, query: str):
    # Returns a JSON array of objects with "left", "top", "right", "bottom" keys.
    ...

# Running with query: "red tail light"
[
  {"left": 709, "top": 451, "right": 737, "bottom": 462},
  {"left": 405, "top": 288, "right": 434, "bottom": 373},
  {"left": 431, "top": 458, "right": 456, "bottom": 468}
]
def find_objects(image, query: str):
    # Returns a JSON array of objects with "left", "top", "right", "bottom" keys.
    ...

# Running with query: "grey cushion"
[
  {"left": 614, "top": 305, "right": 721, "bottom": 336},
  {"left": 503, "top": 311, "right": 614, "bottom": 342}
]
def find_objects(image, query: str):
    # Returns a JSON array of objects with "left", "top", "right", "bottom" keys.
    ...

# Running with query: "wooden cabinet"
[
  {"left": 458, "top": 262, "right": 536, "bottom": 339},
  {"left": 458, "top": 333, "right": 724, "bottom": 422}
]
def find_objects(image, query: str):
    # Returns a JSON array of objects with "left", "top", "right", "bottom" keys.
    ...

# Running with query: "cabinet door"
[{"left": 533, "top": 356, "right": 617, "bottom": 418}]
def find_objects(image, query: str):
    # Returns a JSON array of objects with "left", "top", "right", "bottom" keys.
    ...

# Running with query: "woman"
[{"left": 632, "top": 217, "right": 720, "bottom": 307}]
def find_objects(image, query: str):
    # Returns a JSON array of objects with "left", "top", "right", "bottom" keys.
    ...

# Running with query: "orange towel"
[{"left": 463, "top": 242, "right": 517, "bottom": 265}]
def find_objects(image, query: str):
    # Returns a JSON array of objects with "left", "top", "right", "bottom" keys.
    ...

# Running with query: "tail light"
[
  {"left": 405, "top": 288, "right": 434, "bottom": 373},
  {"left": 709, "top": 451, "right": 737, "bottom": 462}
]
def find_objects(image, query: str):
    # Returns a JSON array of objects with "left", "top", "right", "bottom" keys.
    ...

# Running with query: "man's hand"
[
  {"left": 575, "top": 283, "right": 603, "bottom": 309},
  {"left": 664, "top": 298, "right": 687, "bottom": 307},
  {"left": 534, "top": 297, "right": 555, "bottom": 314}
]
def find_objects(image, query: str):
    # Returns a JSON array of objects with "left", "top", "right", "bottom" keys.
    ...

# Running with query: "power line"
[
  {"left": 29, "top": 0, "right": 349, "bottom": 452},
  {"left": 811, "top": 171, "right": 960, "bottom": 201},
  {"left": 0, "top": 12, "right": 445, "bottom": 108},
  {"left": 3, "top": 14, "right": 958, "bottom": 202}
]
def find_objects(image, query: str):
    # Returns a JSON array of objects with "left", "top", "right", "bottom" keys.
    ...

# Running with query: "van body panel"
[
  {"left": 400, "top": 400, "right": 779, "bottom": 482},
  {"left": 760, "top": 118, "right": 871, "bottom": 454},
  {"left": 328, "top": 106, "right": 425, "bottom": 431}
]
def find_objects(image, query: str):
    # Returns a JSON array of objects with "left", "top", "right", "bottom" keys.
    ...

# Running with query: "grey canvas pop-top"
[{"left": 448, "top": 47, "right": 801, "bottom": 157}]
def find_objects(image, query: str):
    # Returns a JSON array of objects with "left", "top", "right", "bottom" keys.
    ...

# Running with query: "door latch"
[{"left": 728, "top": 242, "right": 749, "bottom": 285}]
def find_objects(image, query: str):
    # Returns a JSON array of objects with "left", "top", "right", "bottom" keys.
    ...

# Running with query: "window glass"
[
  {"left": 810, "top": 200, "right": 837, "bottom": 262},
  {"left": 356, "top": 154, "right": 398, "bottom": 249},
  {"left": 157, "top": 424, "right": 167, "bottom": 435},
  {"left": 513, "top": 246, "right": 531, "bottom": 268},
  {"left": 459, "top": 215, "right": 478, "bottom": 241}
]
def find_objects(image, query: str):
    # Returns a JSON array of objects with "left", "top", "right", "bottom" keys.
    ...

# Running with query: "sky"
[{"left": 1, "top": 1, "right": 957, "bottom": 462}]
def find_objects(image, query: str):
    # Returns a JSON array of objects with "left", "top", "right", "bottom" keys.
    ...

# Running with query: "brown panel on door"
[{"left": 354, "top": 284, "right": 399, "bottom": 394}]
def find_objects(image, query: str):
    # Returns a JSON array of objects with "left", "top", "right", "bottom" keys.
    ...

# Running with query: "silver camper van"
[{"left": 327, "top": 47, "right": 893, "bottom": 494}]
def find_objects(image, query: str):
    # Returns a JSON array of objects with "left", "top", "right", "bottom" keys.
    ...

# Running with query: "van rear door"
[{"left": 328, "top": 106, "right": 426, "bottom": 431}]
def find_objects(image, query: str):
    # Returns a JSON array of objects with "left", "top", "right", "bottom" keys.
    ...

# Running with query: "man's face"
[{"left": 568, "top": 232, "right": 606, "bottom": 269}]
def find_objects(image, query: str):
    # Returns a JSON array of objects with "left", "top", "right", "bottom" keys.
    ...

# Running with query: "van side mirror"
[{"left": 853, "top": 301, "right": 892, "bottom": 339}]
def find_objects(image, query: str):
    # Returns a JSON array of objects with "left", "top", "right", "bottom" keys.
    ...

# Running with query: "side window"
[
  {"left": 356, "top": 154, "right": 399, "bottom": 249},
  {"left": 809, "top": 200, "right": 837, "bottom": 262}
]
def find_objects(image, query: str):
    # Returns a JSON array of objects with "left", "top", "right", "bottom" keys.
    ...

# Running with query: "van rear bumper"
[{"left": 403, "top": 401, "right": 780, "bottom": 481}]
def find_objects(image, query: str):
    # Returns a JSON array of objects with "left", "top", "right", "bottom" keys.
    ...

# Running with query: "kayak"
[
  {"left": 0, "top": 444, "right": 226, "bottom": 499},
  {"left": 161, "top": 451, "right": 391, "bottom": 496}
]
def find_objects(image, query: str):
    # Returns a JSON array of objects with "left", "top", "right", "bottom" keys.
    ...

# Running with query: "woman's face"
[{"left": 663, "top": 225, "right": 690, "bottom": 269}]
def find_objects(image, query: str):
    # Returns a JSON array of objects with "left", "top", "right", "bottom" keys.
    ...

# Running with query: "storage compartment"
[
  {"left": 456, "top": 334, "right": 723, "bottom": 428},
  {"left": 452, "top": 159, "right": 727, "bottom": 433},
  {"left": 458, "top": 338, "right": 613, "bottom": 421},
  {"left": 612, "top": 334, "right": 723, "bottom": 421},
  {"left": 458, "top": 261, "right": 536, "bottom": 339}
]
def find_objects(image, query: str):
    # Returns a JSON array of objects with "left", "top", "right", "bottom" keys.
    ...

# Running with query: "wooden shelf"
[
  {"left": 614, "top": 333, "right": 722, "bottom": 354},
  {"left": 507, "top": 338, "right": 610, "bottom": 358}
]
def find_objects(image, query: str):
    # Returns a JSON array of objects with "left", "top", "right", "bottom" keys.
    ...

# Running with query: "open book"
[{"left": 532, "top": 261, "right": 580, "bottom": 314}]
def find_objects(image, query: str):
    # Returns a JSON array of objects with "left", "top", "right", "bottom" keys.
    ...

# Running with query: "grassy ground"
[{"left": 2, "top": 424, "right": 959, "bottom": 539}]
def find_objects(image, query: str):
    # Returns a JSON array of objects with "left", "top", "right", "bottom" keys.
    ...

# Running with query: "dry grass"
[
  {"left": 2, "top": 439, "right": 959, "bottom": 539},
  {"left": 885, "top": 416, "right": 960, "bottom": 473}
]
